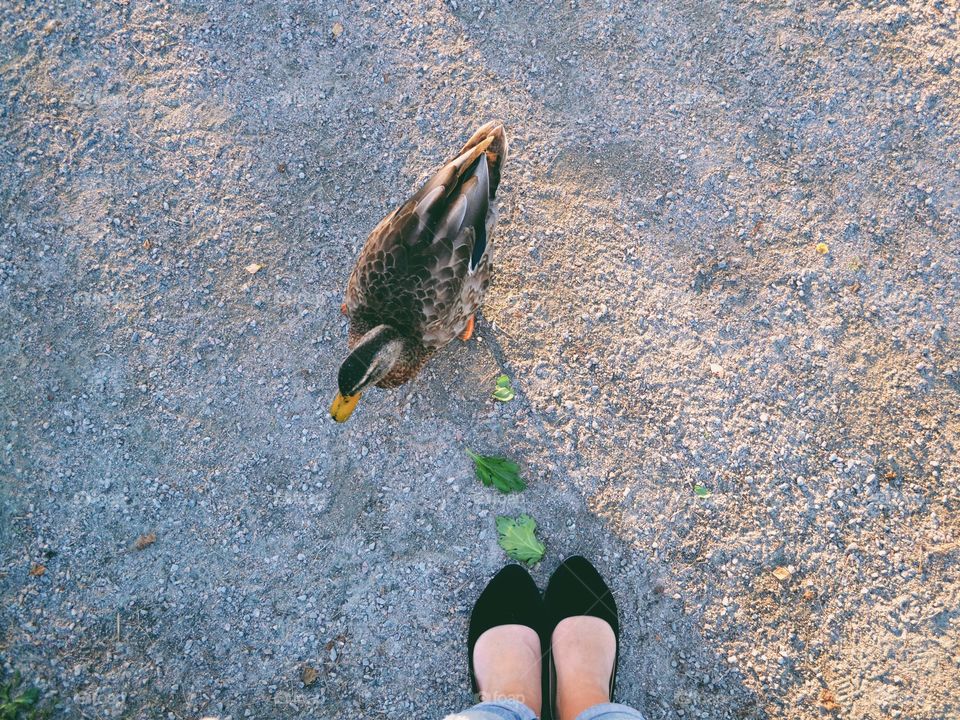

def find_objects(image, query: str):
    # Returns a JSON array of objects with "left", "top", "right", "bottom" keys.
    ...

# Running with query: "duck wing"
[{"left": 345, "top": 123, "right": 507, "bottom": 348}]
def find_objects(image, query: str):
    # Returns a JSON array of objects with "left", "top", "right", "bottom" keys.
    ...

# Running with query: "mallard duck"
[{"left": 330, "top": 121, "right": 508, "bottom": 422}]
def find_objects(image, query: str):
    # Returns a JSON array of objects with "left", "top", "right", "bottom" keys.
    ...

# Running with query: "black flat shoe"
[
  {"left": 468, "top": 564, "right": 545, "bottom": 700},
  {"left": 544, "top": 556, "right": 620, "bottom": 718}
]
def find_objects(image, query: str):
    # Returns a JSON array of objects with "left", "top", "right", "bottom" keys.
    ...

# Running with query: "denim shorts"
[{"left": 444, "top": 698, "right": 645, "bottom": 720}]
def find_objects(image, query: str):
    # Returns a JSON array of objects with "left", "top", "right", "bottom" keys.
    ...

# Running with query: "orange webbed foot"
[
  {"left": 460, "top": 314, "right": 475, "bottom": 341},
  {"left": 340, "top": 303, "right": 348, "bottom": 316}
]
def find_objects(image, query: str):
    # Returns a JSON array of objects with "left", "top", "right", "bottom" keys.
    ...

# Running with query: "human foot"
[
  {"left": 467, "top": 565, "right": 545, "bottom": 715},
  {"left": 552, "top": 615, "right": 617, "bottom": 720},
  {"left": 544, "top": 556, "right": 620, "bottom": 720},
  {"left": 473, "top": 624, "right": 543, "bottom": 713}
]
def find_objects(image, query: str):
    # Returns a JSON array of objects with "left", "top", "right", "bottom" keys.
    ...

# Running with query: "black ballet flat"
[
  {"left": 543, "top": 556, "right": 620, "bottom": 718},
  {"left": 468, "top": 564, "right": 545, "bottom": 700}
]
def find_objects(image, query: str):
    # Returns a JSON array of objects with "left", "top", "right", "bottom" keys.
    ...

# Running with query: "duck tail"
[{"left": 456, "top": 121, "right": 508, "bottom": 197}]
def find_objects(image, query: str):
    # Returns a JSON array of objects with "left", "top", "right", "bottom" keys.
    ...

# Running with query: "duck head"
[{"left": 330, "top": 325, "right": 404, "bottom": 422}]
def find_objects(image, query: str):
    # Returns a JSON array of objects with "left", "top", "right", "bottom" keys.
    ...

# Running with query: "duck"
[{"left": 330, "top": 121, "right": 509, "bottom": 422}]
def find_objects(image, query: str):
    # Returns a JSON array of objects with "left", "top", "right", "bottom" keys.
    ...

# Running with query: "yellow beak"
[{"left": 330, "top": 392, "right": 362, "bottom": 422}]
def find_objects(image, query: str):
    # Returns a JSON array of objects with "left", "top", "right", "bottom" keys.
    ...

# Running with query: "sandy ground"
[{"left": 2, "top": 1, "right": 959, "bottom": 718}]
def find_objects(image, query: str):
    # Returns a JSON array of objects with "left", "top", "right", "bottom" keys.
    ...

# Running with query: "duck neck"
[{"left": 340, "top": 325, "right": 405, "bottom": 393}]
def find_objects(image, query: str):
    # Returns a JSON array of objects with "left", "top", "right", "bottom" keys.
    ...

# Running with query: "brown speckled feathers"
[{"left": 342, "top": 122, "right": 507, "bottom": 388}]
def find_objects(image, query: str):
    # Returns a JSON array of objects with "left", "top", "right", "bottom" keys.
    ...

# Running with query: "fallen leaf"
[
  {"left": 496, "top": 514, "right": 545, "bottom": 565},
  {"left": 245, "top": 263, "right": 263, "bottom": 275},
  {"left": 771, "top": 566, "right": 792, "bottom": 582},
  {"left": 277, "top": 162, "right": 287, "bottom": 173},
  {"left": 467, "top": 450, "right": 526, "bottom": 494},
  {"left": 331, "top": 21, "right": 344, "bottom": 36},
  {"left": 693, "top": 483, "right": 712, "bottom": 498},
  {"left": 301, "top": 665, "right": 319, "bottom": 686},
  {"left": 802, "top": 588, "right": 817, "bottom": 602},
  {"left": 133, "top": 533, "right": 156, "bottom": 551},
  {"left": 142, "top": 239, "right": 152, "bottom": 250},
  {"left": 29, "top": 563, "right": 46, "bottom": 576},
  {"left": 815, "top": 242, "right": 829, "bottom": 255},
  {"left": 492, "top": 374, "right": 515, "bottom": 402},
  {"left": 818, "top": 688, "right": 841, "bottom": 712},
  {"left": 2, "top": 679, "right": 39, "bottom": 713}
]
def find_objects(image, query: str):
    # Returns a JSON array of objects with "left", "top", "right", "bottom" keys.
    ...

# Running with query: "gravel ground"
[{"left": 2, "top": 1, "right": 959, "bottom": 719}]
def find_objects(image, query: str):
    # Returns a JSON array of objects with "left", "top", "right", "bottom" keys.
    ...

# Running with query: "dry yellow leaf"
[
  {"left": 815, "top": 242, "right": 829, "bottom": 255},
  {"left": 332, "top": 21, "right": 344, "bottom": 37},
  {"left": 133, "top": 532, "right": 157, "bottom": 551},
  {"left": 818, "top": 688, "right": 841, "bottom": 712},
  {"left": 771, "top": 566, "right": 792, "bottom": 582},
  {"left": 29, "top": 563, "right": 46, "bottom": 576},
  {"left": 301, "top": 665, "right": 319, "bottom": 686},
  {"left": 245, "top": 263, "right": 264, "bottom": 275}
]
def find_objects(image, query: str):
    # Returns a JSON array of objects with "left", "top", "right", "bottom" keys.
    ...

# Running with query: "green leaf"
[
  {"left": 0, "top": 678, "right": 40, "bottom": 720},
  {"left": 13, "top": 687, "right": 39, "bottom": 708},
  {"left": 496, "top": 514, "right": 545, "bottom": 565},
  {"left": 467, "top": 450, "right": 526, "bottom": 494},
  {"left": 693, "top": 483, "right": 712, "bottom": 498},
  {"left": 492, "top": 374, "right": 515, "bottom": 402}
]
